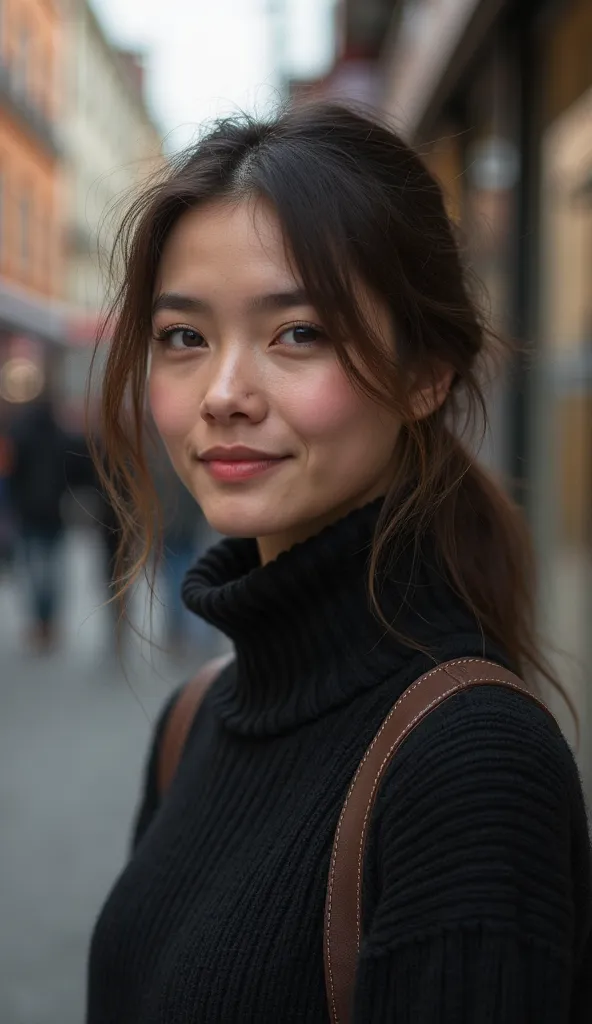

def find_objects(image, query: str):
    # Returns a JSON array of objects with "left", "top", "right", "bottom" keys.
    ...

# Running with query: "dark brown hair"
[{"left": 93, "top": 102, "right": 569, "bottom": 715}]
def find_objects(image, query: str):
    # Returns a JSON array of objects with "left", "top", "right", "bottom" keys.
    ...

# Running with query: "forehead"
[{"left": 156, "top": 197, "right": 298, "bottom": 293}]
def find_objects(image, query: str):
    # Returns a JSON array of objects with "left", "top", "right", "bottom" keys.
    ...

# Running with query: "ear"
[{"left": 409, "top": 366, "right": 455, "bottom": 422}]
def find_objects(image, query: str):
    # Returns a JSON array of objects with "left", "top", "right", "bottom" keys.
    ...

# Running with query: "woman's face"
[{"left": 149, "top": 198, "right": 401, "bottom": 561}]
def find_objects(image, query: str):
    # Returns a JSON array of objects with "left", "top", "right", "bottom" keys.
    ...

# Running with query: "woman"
[{"left": 88, "top": 104, "right": 591, "bottom": 1022}]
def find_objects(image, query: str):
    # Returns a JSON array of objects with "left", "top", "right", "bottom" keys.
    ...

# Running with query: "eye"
[
  {"left": 153, "top": 326, "right": 205, "bottom": 351},
  {"left": 275, "top": 323, "right": 325, "bottom": 348}
]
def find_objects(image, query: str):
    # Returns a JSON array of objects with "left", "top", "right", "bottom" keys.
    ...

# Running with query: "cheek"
[
  {"left": 284, "top": 367, "right": 357, "bottom": 436},
  {"left": 281, "top": 364, "right": 380, "bottom": 442},
  {"left": 149, "top": 372, "right": 197, "bottom": 439}
]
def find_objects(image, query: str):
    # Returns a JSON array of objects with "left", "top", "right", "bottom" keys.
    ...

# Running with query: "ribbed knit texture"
[{"left": 87, "top": 501, "right": 592, "bottom": 1022}]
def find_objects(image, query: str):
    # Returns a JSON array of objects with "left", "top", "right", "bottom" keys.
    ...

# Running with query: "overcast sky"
[{"left": 91, "top": 0, "right": 336, "bottom": 150}]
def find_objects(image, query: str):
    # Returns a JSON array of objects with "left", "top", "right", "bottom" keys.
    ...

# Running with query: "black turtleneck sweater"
[{"left": 87, "top": 502, "right": 592, "bottom": 1022}]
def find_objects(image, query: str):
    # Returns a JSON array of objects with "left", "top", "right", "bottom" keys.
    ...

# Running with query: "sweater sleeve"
[{"left": 353, "top": 684, "right": 588, "bottom": 1023}]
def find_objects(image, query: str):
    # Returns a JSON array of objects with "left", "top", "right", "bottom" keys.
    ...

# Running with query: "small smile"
[
  {"left": 197, "top": 446, "right": 291, "bottom": 483},
  {"left": 202, "top": 457, "right": 288, "bottom": 482}
]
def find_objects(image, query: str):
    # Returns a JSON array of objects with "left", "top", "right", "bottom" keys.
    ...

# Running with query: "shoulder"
[
  {"left": 162, "top": 652, "right": 235, "bottom": 735},
  {"left": 131, "top": 685, "right": 182, "bottom": 850},
  {"left": 374, "top": 681, "right": 582, "bottom": 839},
  {"left": 378, "top": 680, "right": 573, "bottom": 802},
  {"left": 132, "top": 652, "right": 234, "bottom": 849},
  {"left": 366, "top": 681, "right": 587, "bottom": 950},
  {"left": 159, "top": 651, "right": 235, "bottom": 784}
]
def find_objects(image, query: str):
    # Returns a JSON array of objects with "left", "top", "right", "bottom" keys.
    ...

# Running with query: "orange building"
[{"left": 0, "top": 0, "right": 64, "bottom": 355}]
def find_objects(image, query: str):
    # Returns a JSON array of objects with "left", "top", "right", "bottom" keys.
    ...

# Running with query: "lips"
[
  {"left": 199, "top": 445, "right": 287, "bottom": 462},
  {"left": 197, "top": 447, "right": 290, "bottom": 483}
]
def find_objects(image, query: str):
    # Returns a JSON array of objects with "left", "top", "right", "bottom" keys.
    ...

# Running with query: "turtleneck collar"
[{"left": 182, "top": 500, "right": 480, "bottom": 736}]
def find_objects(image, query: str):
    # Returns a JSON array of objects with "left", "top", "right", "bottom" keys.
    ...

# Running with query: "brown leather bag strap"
[
  {"left": 323, "top": 656, "right": 556, "bottom": 1024},
  {"left": 157, "top": 652, "right": 234, "bottom": 797}
]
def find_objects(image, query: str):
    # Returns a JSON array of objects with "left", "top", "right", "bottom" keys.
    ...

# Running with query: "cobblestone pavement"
[{"left": 0, "top": 528, "right": 224, "bottom": 1024}]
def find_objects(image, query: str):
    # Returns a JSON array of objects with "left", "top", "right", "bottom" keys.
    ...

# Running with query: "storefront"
[
  {"left": 532, "top": 0, "right": 592, "bottom": 792},
  {"left": 383, "top": 0, "right": 592, "bottom": 795},
  {"left": 0, "top": 278, "right": 66, "bottom": 421}
]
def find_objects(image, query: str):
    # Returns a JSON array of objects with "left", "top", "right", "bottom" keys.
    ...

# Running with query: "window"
[
  {"left": 33, "top": 33, "right": 44, "bottom": 114},
  {"left": 536, "top": 0, "right": 592, "bottom": 791},
  {"left": 19, "top": 193, "right": 30, "bottom": 271},
  {"left": 0, "top": 171, "right": 3, "bottom": 261},
  {"left": 14, "top": 20, "right": 29, "bottom": 94},
  {"left": 45, "top": 216, "right": 54, "bottom": 290},
  {"left": 43, "top": 36, "right": 55, "bottom": 120}
]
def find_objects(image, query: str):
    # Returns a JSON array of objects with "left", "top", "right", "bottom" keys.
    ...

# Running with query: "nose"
[{"left": 199, "top": 349, "right": 267, "bottom": 426}]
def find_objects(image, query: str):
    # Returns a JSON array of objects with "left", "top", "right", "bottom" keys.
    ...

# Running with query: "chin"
[{"left": 198, "top": 492, "right": 301, "bottom": 540}]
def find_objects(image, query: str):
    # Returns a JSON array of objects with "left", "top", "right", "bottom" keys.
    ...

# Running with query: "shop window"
[
  {"left": 535, "top": 0, "right": 592, "bottom": 794},
  {"left": 19, "top": 194, "right": 30, "bottom": 272},
  {"left": 39, "top": 213, "right": 49, "bottom": 289},
  {"left": 14, "top": 20, "right": 29, "bottom": 95},
  {"left": 454, "top": 42, "right": 522, "bottom": 477},
  {"left": 540, "top": 89, "right": 592, "bottom": 548},
  {"left": 35, "top": 36, "right": 46, "bottom": 116}
]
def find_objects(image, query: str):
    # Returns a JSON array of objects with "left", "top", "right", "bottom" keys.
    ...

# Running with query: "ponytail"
[{"left": 370, "top": 422, "right": 577, "bottom": 733}]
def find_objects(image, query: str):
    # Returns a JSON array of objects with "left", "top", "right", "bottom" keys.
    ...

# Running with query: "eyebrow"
[{"left": 151, "top": 288, "right": 311, "bottom": 317}]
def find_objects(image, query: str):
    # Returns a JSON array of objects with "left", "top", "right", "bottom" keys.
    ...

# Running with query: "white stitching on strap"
[
  {"left": 354, "top": 675, "right": 534, "bottom": 948},
  {"left": 325, "top": 657, "right": 538, "bottom": 1023},
  {"left": 326, "top": 795, "right": 345, "bottom": 1021}
]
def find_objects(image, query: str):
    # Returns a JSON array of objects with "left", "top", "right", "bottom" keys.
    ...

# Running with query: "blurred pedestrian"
[
  {"left": 87, "top": 105, "right": 591, "bottom": 1022},
  {"left": 8, "top": 396, "right": 69, "bottom": 651},
  {"left": 0, "top": 429, "right": 16, "bottom": 571},
  {"left": 64, "top": 426, "right": 128, "bottom": 644},
  {"left": 151, "top": 445, "right": 210, "bottom": 656}
]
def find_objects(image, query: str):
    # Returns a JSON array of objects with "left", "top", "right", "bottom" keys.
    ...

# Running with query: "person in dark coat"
[
  {"left": 151, "top": 442, "right": 212, "bottom": 656},
  {"left": 61, "top": 427, "right": 127, "bottom": 644},
  {"left": 8, "top": 396, "right": 70, "bottom": 650}
]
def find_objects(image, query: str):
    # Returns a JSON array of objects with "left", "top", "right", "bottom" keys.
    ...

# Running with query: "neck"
[
  {"left": 183, "top": 499, "right": 487, "bottom": 737},
  {"left": 257, "top": 489, "right": 389, "bottom": 565}
]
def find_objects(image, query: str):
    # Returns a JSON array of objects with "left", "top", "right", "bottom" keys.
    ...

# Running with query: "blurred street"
[
  {"left": 0, "top": 531, "right": 588, "bottom": 1024},
  {"left": 0, "top": 0, "right": 590, "bottom": 1019},
  {"left": 0, "top": 527, "right": 224, "bottom": 1024}
]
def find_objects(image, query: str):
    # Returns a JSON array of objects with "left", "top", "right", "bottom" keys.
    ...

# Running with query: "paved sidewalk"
[
  {"left": 0, "top": 528, "right": 225, "bottom": 1024},
  {"left": 1, "top": 528, "right": 588, "bottom": 1024}
]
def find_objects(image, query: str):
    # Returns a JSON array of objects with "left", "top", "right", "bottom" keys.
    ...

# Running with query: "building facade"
[
  {"left": 0, "top": 0, "right": 64, "bottom": 411},
  {"left": 382, "top": 0, "right": 592, "bottom": 800},
  {"left": 61, "top": 0, "right": 162, "bottom": 417},
  {"left": 294, "top": 0, "right": 592, "bottom": 800}
]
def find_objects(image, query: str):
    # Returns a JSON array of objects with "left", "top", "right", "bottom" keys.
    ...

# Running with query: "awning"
[
  {"left": 382, "top": 0, "right": 507, "bottom": 139},
  {"left": 0, "top": 279, "right": 67, "bottom": 344}
]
